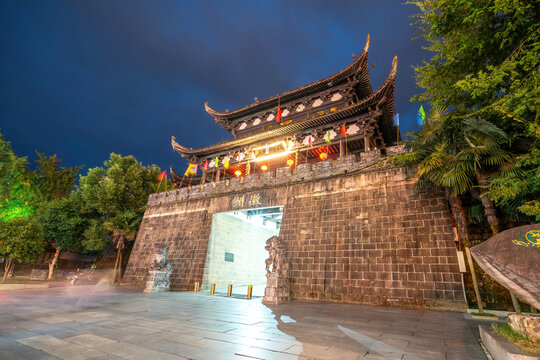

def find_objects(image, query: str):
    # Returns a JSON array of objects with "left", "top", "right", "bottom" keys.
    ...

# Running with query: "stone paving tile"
[
  {"left": 99, "top": 341, "right": 188, "bottom": 360},
  {"left": 64, "top": 333, "right": 118, "bottom": 347},
  {"left": 16, "top": 334, "right": 68, "bottom": 349},
  {"left": 0, "top": 346, "right": 62, "bottom": 360},
  {"left": 235, "top": 346, "right": 311, "bottom": 360},
  {"left": 38, "top": 342, "right": 105, "bottom": 360},
  {"left": 88, "top": 355, "right": 127, "bottom": 360}
]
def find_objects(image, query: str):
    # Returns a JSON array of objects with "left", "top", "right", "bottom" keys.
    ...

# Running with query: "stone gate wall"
[{"left": 123, "top": 148, "right": 466, "bottom": 310}]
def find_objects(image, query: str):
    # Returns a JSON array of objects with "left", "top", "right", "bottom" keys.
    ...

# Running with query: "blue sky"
[{"left": 1, "top": 1, "right": 428, "bottom": 174}]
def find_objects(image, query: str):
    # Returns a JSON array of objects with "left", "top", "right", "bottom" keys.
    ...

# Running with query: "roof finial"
[
  {"left": 254, "top": 97, "right": 259, "bottom": 103},
  {"left": 352, "top": 52, "right": 357, "bottom": 60},
  {"left": 364, "top": 34, "right": 370, "bottom": 52}
]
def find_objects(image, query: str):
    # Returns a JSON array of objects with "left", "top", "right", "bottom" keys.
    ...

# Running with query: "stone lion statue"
[
  {"left": 264, "top": 236, "right": 290, "bottom": 278},
  {"left": 150, "top": 243, "right": 172, "bottom": 271}
]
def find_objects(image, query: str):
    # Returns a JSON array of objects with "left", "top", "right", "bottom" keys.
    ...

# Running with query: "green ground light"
[{"left": 0, "top": 200, "right": 33, "bottom": 221}]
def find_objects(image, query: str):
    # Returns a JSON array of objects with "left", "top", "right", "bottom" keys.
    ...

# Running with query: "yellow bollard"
[
  {"left": 247, "top": 285, "right": 253, "bottom": 299},
  {"left": 227, "top": 284, "right": 232, "bottom": 297},
  {"left": 210, "top": 283, "right": 215, "bottom": 295},
  {"left": 194, "top": 282, "right": 199, "bottom": 293}
]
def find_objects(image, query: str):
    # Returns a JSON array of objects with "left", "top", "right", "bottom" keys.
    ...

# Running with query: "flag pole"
[{"left": 157, "top": 176, "right": 164, "bottom": 193}]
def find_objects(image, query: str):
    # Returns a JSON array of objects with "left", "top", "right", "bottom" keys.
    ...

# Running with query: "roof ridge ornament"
[{"left": 364, "top": 34, "right": 370, "bottom": 52}]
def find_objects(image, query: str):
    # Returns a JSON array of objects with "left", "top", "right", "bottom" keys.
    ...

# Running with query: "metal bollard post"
[
  {"left": 194, "top": 282, "right": 199, "bottom": 293},
  {"left": 227, "top": 284, "right": 232, "bottom": 297},
  {"left": 247, "top": 285, "right": 253, "bottom": 299},
  {"left": 210, "top": 283, "right": 215, "bottom": 295}
]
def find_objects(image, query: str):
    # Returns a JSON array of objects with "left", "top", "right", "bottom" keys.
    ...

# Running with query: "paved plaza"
[{"left": 0, "top": 286, "right": 488, "bottom": 360}]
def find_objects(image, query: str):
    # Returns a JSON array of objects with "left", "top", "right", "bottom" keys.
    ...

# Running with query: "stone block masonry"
[{"left": 123, "top": 147, "right": 466, "bottom": 311}]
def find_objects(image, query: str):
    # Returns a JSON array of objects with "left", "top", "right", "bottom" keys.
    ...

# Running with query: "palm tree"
[
  {"left": 105, "top": 210, "right": 141, "bottom": 283},
  {"left": 398, "top": 111, "right": 511, "bottom": 238},
  {"left": 456, "top": 118, "right": 510, "bottom": 234},
  {"left": 396, "top": 107, "right": 473, "bottom": 244}
]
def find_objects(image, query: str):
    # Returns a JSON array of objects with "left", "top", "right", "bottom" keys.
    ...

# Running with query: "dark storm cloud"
[{"left": 0, "top": 0, "right": 428, "bottom": 174}]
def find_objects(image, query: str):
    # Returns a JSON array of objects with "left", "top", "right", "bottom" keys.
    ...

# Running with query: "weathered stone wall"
[
  {"left": 123, "top": 148, "right": 466, "bottom": 310},
  {"left": 201, "top": 212, "right": 276, "bottom": 289}
]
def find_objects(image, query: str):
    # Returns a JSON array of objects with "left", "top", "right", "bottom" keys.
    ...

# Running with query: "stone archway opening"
[{"left": 201, "top": 206, "right": 283, "bottom": 297}]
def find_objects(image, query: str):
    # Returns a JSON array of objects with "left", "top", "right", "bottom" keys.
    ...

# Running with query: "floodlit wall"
[
  {"left": 123, "top": 148, "right": 466, "bottom": 311},
  {"left": 202, "top": 212, "right": 277, "bottom": 289}
]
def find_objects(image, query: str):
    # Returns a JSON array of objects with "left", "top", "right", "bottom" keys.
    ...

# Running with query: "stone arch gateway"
[{"left": 123, "top": 155, "right": 466, "bottom": 311}]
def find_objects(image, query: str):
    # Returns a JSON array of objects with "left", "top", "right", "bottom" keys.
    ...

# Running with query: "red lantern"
[
  {"left": 286, "top": 159, "right": 294, "bottom": 167},
  {"left": 319, "top": 152, "right": 328, "bottom": 160},
  {"left": 261, "top": 165, "right": 268, "bottom": 171},
  {"left": 234, "top": 170, "right": 242, "bottom": 177}
]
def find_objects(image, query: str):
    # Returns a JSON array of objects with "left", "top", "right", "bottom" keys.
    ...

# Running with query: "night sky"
[{"left": 1, "top": 1, "right": 428, "bottom": 175}]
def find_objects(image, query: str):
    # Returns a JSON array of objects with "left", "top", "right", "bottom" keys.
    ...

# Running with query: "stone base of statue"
[
  {"left": 143, "top": 269, "right": 171, "bottom": 293},
  {"left": 263, "top": 273, "right": 290, "bottom": 304}
]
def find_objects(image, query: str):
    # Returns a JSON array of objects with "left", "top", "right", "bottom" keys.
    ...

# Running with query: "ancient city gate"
[
  {"left": 123, "top": 151, "right": 466, "bottom": 310},
  {"left": 123, "top": 36, "right": 466, "bottom": 310}
]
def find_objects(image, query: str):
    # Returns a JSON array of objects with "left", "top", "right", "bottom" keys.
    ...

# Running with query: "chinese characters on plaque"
[{"left": 230, "top": 192, "right": 264, "bottom": 209}]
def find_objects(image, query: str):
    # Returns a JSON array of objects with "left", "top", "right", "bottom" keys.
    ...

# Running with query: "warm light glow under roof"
[{"left": 254, "top": 151, "right": 292, "bottom": 162}]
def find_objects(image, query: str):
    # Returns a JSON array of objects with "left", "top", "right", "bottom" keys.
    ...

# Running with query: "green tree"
[
  {"left": 38, "top": 194, "right": 108, "bottom": 280},
  {"left": 0, "top": 131, "right": 32, "bottom": 220},
  {"left": 29, "top": 153, "right": 82, "bottom": 205},
  {"left": 396, "top": 108, "right": 472, "bottom": 244},
  {"left": 0, "top": 217, "right": 45, "bottom": 281},
  {"left": 488, "top": 148, "right": 540, "bottom": 221},
  {"left": 409, "top": 0, "right": 539, "bottom": 219},
  {"left": 79, "top": 153, "right": 165, "bottom": 282}
]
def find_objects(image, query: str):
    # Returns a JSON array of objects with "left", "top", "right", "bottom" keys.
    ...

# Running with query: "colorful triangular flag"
[
  {"left": 393, "top": 113, "right": 399, "bottom": 127},
  {"left": 325, "top": 131, "right": 331, "bottom": 143},
  {"left": 308, "top": 136, "right": 313, "bottom": 148},
  {"left": 276, "top": 103, "right": 282, "bottom": 123},
  {"left": 223, "top": 157, "right": 230, "bottom": 169},
  {"left": 184, "top": 164, "right": 198, "bottom": 176},
  {"left": 203, "top": 159, "right": 208, "bottom": 171},
  {"left": 417, "top": 105, "right": 426, "bottom": 125},
  {"left": 214, "top": 156, "right": 219, "bottom": 167},
  {"left": 340, "top": 124, "right": 347, "bottom": 137},
  {"left": 157, "top": 170, "right": 167, "bottom": 180}
]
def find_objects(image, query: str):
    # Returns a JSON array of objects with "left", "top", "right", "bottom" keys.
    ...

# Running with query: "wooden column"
[
  {"left": 364, "top": 135, "right": 370, "bottom": 152},
  {"left": 339, "top": 139, "right": 344, "bottom": 157}
]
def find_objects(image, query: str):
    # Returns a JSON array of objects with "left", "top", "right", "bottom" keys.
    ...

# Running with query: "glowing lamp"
[
  {"left": 286, "top": 159, "right": 294, "bottom": 167},
  {"left": 261, "top": 164, "right": 268, "bottom": 171},
  {"left": 234, "top": 170, "right": 242, "bottom": 177},
  {"left": 319, "top": 152, "right": 328, "bottom": 160}
]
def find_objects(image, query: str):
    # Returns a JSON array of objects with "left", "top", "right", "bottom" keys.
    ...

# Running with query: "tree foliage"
[
  {"left": 0, "top": 217, "right": 45, "bottom": 262},
  {"left": 38, "top": 195, "right": 89, "bottom": 253},
  {"left": 0, "top": 131, "right": 32, "bottom": 219},
  {"left": 407, "top": 0, "right": 540, "bottom": 221},
  {"left": 80, "top": 153, "right": 162, "bottom": 218},
  {"left": 79, "top": 153, "right": 164, "bottom": 282},
  {"left": 0, "top": 216, "right": 45, "bottom": 281},
  {"left": 30, "top": 153, "right": 82, "bottom": 204}
]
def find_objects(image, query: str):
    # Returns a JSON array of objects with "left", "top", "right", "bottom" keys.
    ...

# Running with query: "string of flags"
[{"left": 157, "top": 170, "right": 167, "bottom": 180}]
